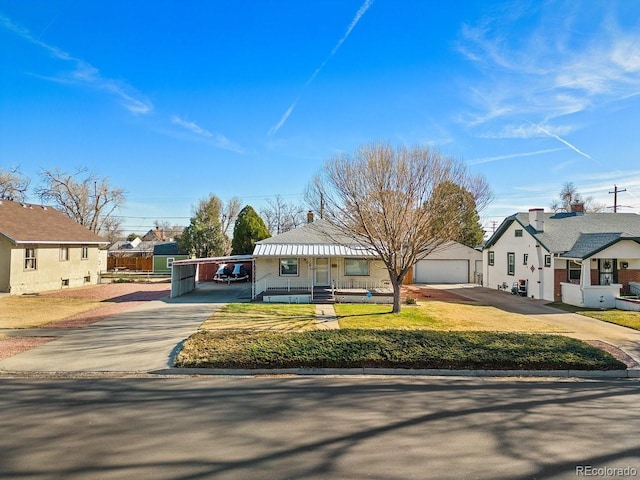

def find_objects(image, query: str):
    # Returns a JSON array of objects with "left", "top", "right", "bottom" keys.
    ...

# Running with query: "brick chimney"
[
  {"left": 529, "top": 208, "right": 544, "bottom": 232},
  {"left": 570, "top": 201, "right": 585, "bottom": 214},
  {"left": 307, "top": 211, "right": 314, "bottom": 223}
]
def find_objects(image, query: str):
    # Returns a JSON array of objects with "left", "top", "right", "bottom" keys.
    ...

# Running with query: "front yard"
[
  {"left": 549, "top": 303, "right": 640, "bottom": 331},
  {"left": 175, "top": 302, "right": 627, "bottom": 371}
]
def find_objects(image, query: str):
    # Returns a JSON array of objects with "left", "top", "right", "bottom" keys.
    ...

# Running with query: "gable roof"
[
  {"left": 0, "top": 199, "right": 107, "bottom": 245},
  {"left": 254, "top": 219, "right": 376, "bottom": 257},
  {"left": 153, "top": 242, "right": 187, "bottom": 256},
  {"left": 485, "top": 211, "right": 640, "bottom": 258}
]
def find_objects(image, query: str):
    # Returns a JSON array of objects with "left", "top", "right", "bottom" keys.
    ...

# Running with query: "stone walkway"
[{"left": 314, "top": 304, "right": 340, "bottom": 329}]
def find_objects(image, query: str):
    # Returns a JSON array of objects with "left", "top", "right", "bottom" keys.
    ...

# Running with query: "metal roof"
[
  {"left": 172, "top": 254, "right": 254, "bottom": 266},
  {"left": 253, "top": 243, "right": 376, "bottom": 257},
  {"left": 254, "top": 219, "right": 377, "bottom": 257}
]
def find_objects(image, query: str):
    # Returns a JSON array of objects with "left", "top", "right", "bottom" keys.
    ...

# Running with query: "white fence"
[{"left": 560, "top": 282, "right": 622, "bottom": 308}]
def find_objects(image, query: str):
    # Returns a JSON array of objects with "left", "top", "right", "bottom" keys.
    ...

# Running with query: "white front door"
[{"left": 315, "top": 258, "right": 330, "bottom": 286}]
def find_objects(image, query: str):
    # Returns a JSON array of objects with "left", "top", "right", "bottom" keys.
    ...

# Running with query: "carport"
[{"left": 170, "top": 255, "right": 254, "bottom": 298}]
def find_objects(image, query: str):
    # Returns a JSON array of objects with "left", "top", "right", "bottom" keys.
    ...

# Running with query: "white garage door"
[{"left": 415, "top": 260, "right": 469, "bottom": 284}]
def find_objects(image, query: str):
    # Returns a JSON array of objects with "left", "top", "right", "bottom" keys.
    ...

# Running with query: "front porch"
[{"left": 258, "top": 285, "right": 394, "bottom": 304}]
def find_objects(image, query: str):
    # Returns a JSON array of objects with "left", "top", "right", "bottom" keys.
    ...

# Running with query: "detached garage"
[{"left": 414, "top": 241, "right": 482, "bottom": 284}]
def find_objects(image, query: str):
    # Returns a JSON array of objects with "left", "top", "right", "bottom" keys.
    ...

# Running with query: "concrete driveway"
[
  {"left": 0, "top": 282, "right": 251, "bottom": 373},
  {"left": 427, "top": 284, "right": 640, "bottom": 365}
]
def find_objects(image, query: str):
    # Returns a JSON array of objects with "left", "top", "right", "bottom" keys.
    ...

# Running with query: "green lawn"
[
  {"left": 548, "top": 303, "right": 640, "bottom": 331},
  {"left": 176, "top": 329, "right": 625, "bottom": 370},
  {"left": 334, "top": 303, "right": 564, "bottom": 333},
  {"left": 175, "top": 302, "right": 629, "bottom": 371}
]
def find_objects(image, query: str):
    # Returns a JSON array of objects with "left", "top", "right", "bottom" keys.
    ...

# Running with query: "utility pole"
[{"left": 608, "top": 185, "right": 627, "bottom": 213}]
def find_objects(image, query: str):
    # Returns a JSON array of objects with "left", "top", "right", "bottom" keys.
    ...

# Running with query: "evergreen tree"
[
  {"left": 427, "top": 181, "right": 485, "bottom": 248},
  {"left": 179, "top": 194, "right": 228, "bottom": 257},
  {"left": 231, "top": 205, "right": 270, "bottom": 255}
]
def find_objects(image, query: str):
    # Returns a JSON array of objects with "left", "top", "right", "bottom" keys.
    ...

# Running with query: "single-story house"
[
  {"left": 413, "top": 241, "right": 482, "bottom": 284},
  {"left": 253, "top": 217, "right": 391, "bottom": 303},
  {"left": 483, "top": 206, "right": 640, "bottom": 308},
  {"left": 0, "top": 199, "right": 108, "bottom": 294},
  {"left": 152, "top": 242, "right": 189, "bottom": 273}
]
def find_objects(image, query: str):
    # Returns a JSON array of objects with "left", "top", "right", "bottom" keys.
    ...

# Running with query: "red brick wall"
[{"left": 618, "top": 269, "right": 640, "bottom": 294}]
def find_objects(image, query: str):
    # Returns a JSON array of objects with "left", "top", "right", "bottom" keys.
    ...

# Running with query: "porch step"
[{"left": 313, "top": 288, "right": 335, "bottom": 304}]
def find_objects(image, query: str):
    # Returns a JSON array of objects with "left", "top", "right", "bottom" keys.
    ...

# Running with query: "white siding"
[
  {"left": 415, "top": 259, "right": 469, "bottom": 283},
  {"left": 484, "top": 222, "right": 553, "bottom": 300}
]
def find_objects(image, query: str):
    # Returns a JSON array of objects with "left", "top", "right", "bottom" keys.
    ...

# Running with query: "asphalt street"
[{"left": 0, "top": 376, "right": 639, "bottom": 480}]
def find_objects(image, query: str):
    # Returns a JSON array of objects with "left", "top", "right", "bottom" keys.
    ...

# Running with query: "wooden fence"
[{"left": 107, "top": 256, "right": 153, "bottom": 272}]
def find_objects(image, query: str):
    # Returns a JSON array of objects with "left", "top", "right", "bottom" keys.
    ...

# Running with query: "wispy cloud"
[
  {"left": 171, "top": 115, "right": 244, "bottom": 153},
  {"left": 527, "top": 122, "right": 593, "bottom": 161},
  {"left": 267, "top": 98, "right": 299, "bottom": 137},
  {"left": 457, "top": 2, "right": 640, "bottom": 126},
  {"left": 1, "top": 14, "right": 152, "bottom": 115},
  {"left": 268, "top": 0, "right": 374, "bottom": 136},
  {"left": 468, "top": 147, "right": 565, "bottom": 166}
]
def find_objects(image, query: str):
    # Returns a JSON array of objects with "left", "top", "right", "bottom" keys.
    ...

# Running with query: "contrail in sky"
[
  {"left": 528, "top": 121, "right": 593, "bottom": 161},
  {"left": 268, "top": 0, "right": 375, "bottom": 136}
]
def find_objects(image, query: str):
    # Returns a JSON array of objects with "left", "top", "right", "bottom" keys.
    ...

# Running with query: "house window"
[
  {"left": 488, "top": 251, "right": 495, "bottom": 266},
  {"left": 60, "top": 247, "right": 69, "bottom": 261},
  {"left": 507, "top": 252, "right": 515, "bottom": 275},
  {"left": 568, "top": 261, "right": 581, "bottom": 283},
  {"left": 61, "top": 279, "right": 69, "bottom": 287},
  {"left": 280, "top": 258, "right": 298, "bottom": 276},
  {"left": 166, "top": 257, "right": 175, "bottom": 268},
  {"left": 515, "top": 229, "right": 523, "bottom": 237},
  {"left": 545, "top": 255, "right": 551, "bottom": 267},
  {"left": 345, "top": 258, "right": 369, "bottom": 276},
  {"left": 81, "top": 246, "right": 89, "bottom": 260},
  {"left": 25, "top": 247, "right": 37, "bottom": 270},
  {"left": 84, "top": 275, "right": 91, "bottom": 283},
  {"left": 523, "top": 253, "right": 528, "bottom": 265}
]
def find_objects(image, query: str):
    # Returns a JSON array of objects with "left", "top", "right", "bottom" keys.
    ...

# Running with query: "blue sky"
[{"left": 1, "top": 0, "right": 639, "bottom": 236}]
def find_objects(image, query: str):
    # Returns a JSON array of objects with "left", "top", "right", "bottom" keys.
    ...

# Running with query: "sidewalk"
[{"left": 315, "top": 304, "right": 339, "bottom": 329}]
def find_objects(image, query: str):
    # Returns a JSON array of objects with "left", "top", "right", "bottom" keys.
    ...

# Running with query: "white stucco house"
[
  {"left": 252, "top": 217, "right": 392, "bottom": 303},
  {"left": 483, "top": 207, "right": 640, "bottom": 308},
  {"left": 0, "top": 199, "right": 108, "bottom": 294}
]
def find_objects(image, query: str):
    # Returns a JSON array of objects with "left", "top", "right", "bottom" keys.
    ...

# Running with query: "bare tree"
[
  {"left": 306, "top": 143, "right": 492, "bottom": 313},
  {"left": 260, "top": 195, "right": 306, "bottom": 235},
  {"left": 551, "top": 182, "right": 605, "bottom": 213},
  {"left": 36, "top": 167, "right": 125, "bottom": 236},
  {"left": 0, "top": 166, "right": 30, "bottom": 201}
]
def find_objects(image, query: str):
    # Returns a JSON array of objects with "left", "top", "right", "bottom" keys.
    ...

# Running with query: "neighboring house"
[
  {"left": 0, "top": 199, "right": 108, "bottom": 294},
  {"left": 253, "top": 216, "right": 391, "bottom": 303},
  {"left": 413, "top": 241, "right": 483, "bottom": 284},
  {"left": 483, "top": 207, "right": 640, "bottom": 308},
  {"left": 107, "top": 237, "right": 156, "bottom": 271},
  {"left": 153, "top": 242, "right": 189, "bottom": 273}
]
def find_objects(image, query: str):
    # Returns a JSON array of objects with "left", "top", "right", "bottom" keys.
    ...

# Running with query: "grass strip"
[
  {"left": 175, "top": 329, "right": 626, "bottom": 370},
  {"left": 548, "top": 302, "right": 640, "bottom": 331}
]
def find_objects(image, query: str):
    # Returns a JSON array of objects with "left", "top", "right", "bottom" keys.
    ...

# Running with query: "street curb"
[{"left": 154, "top": 367, "right": 640, "bottom": 379}]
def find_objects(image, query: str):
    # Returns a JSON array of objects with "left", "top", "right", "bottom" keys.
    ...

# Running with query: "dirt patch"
[
  {"left": 402, "top": 285, "right": 477, "bottom": 303},
  {"left": 0, "top": 283, "right": 171, "bottom": 359},
  {"left": 42, "top": 282, "right": 170, "bottom": 302},
  {"left": 0, "top": 337, "right": 57, "bottom": 360},
  {"left": 40, "top": 283, "right": 170, "bottom": 328},
  {"left": 585, "top": 340, "right": 639, "bottom": 369}
]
